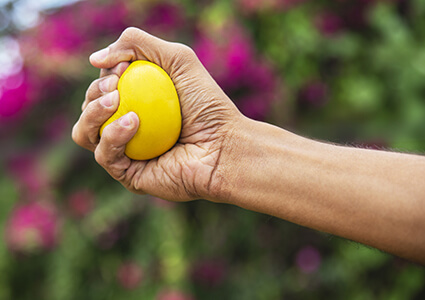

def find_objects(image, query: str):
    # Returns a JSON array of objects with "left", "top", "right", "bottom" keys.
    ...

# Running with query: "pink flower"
[
  {"left": 194, "top": 26, "right": 280, "bottom": 121},
  {"left": 157, "top": 289, "right": 194, "bottom": 300},
  {"left": 225, "top": 35, "right": 254, "bottom": 80},
  {"left": 117, "top": 261, "right": 144, "bottom": 290},
  {"left": 195, "top": 27, "right": 254, "bottom": 86},
  {"left": 67, "top": 189, "right": 95, "bottom": 218},
  {"left": 5, "top": 201, "right": 60, "bottom": 254},
  {"left": 237, "top": 0, "right": 276, "bottom": 14},
  {"left": 29, "top": 1, "right": 128, "bottom": 59},
  {"left": 191, "top": 259, "right": 226, "bottom": 288},
  {"left": 238, "top": 63, "right": 278, "bottom": 120},
  {"left": 80, "top": 1, "right": 129, "bottom": 35},
  {"left": 0, "top": 71, "right": 35, "bottom": 121},
  {"left": 193, "top": 36, "right": 223, "bottom": 78},
  {"left": 295, "top": 245, "right": 322, "bottom": 274},
  {"left": 37, "top": 11, "right": 86, "bottom": 55},
  {"left": 144, "top": 3, "right": 184, "bottom": 34},
  {"left": 7, "top": 153, "right": 49, "bottom": 194}
]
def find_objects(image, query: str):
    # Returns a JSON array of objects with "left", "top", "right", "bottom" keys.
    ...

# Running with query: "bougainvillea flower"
[
  {"left": 296, "top": 245, "right": 322, "bottom": 274},
  {"left": 117, "top": 261, "right": 144, "bottom": 290},
  {"left": 67, "top": 189, "right": 96, "bottom": 218},
  {"left": 194, "top": 25, "right": 279, "bottom": 121},
  {"left": 5, "top": 201, "right": 60, "bottom": 254},
  {"left": 7, "top": 152, "right": 49, "bottom": 194}
]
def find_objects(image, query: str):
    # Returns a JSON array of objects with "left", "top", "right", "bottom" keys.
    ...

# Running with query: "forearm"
[{"left": 214, "top": 117, "right": 425, "bottom": 264}]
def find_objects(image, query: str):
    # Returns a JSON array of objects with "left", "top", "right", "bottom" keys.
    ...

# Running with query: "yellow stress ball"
[{"left": 100, "top": 60, "right": 182, "bottom": 160}]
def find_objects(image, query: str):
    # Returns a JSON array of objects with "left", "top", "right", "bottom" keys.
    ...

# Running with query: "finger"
[
  {"left": 82, "top": 62, "right": 130, "bottom": 111},
  {"left": 94, "top": 112, "right": 139, "bottom": 181},
  {"left": 89, "top": 27, "right": 171, "bottom": 69},
  {"left": 100, "top": 61, "right": 130, "bottom": 78},
  {"left": 82, "top": 74, "right": 119, "bottom": 111},
  {"left": 72, "top": 90, "right": 119, "bottom": 151}
]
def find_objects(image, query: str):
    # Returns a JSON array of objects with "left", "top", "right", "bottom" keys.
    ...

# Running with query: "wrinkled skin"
[{"left": 72, "top": 27, "right": 242, "bottom": 201}]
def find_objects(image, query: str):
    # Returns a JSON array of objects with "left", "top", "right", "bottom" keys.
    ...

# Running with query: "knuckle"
[
  {"left": 87, "top": 93, "right": 113, "bottom": 114},
  {"left": 84, "top": 98, "right": 97, "bottom": 113},
  {"left": 99, "top": 75, "right": 119, "bottom": 93},
  {"left": 121, "top": 27, "right": 141, "bottom": 41},
  {"left": 132, "top": 180, "right": 147, "bottom": 195},
  {"left": 87, "top": 128, "right": 101, "bottom": 146},
  {"left": 94, "top": 147, "right": 107, "bottom": 166},
  {"left": 172, "top": 43, "right": 196, "bottom": 61},
  {"left": 72, "top": 120, "right": 96, "bottom": 151},
  {"left": 85, "top": 79, "right": 100, "bottom": 101},
  {"left": 84, "top": 89, "right": 90, "bottom": 102},
  {"left": 98, "top": 125, "right": 118, "bottom": 146},
  {"left": 71, "top": 124, "right": 80, "bottom": 145}
]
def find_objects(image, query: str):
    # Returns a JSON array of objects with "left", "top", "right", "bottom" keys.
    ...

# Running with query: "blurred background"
[{"left": 1, "top": 0, "right": 425, "bottom": 299}]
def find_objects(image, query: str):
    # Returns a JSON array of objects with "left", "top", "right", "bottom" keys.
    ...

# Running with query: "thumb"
[{"left": 89, "top": 27, "right": 171, "bottom": 70}]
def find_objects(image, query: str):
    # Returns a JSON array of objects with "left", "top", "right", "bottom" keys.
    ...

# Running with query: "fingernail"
[
  {"left": 90, "top": 47, "right": 109, "bottom": 62},
  {"left": 99, "top": 77, "right": 112, "bottom": 93},
  {"left": 100, "top": 91, "right": 116, "bottom": 108},
  {"left": 119, "top": 113, "right": 132, "bottom": 127}
]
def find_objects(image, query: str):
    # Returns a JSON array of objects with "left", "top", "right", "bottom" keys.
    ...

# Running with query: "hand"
[{"left": 72, "top": 27, "right": 242, "bottom": 201}]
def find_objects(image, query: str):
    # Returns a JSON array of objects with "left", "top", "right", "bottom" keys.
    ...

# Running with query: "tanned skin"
[{"left": 72, "top": 27, "right": 425, "bottom": 265}]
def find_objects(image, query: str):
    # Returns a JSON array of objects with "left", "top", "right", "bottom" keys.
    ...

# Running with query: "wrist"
[
  {"left": 202, "top": 114, "right": 249, "bottom": 203},
  {"left": 206, "top": 116, "right": 300, "bottom": 206},
  {"left": 207, "top": 116, "right": 324, "bottom": 218}
]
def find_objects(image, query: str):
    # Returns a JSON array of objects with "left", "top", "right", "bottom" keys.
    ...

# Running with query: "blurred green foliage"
[{"left": 0, "top": 0, "right": 424, "bottom": 299}]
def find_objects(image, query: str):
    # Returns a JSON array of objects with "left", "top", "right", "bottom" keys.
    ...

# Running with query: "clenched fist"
[{"left": 72, "top": 27, "right": 242, "bottom": 201}]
